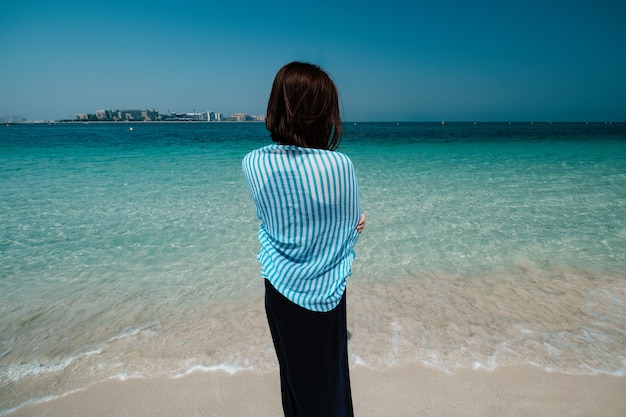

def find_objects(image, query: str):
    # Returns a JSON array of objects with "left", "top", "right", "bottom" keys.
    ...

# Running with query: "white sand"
[{"left": 7, "top": 365, "right": 624, "bottom": 417}]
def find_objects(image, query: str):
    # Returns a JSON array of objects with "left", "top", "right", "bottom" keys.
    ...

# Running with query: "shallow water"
[{"left": 1, "top": 122, "right": 625, "bottom": 414}]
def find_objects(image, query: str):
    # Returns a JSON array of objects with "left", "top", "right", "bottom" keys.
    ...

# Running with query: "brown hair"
[{"left": 266, "top": 62, "right": 342, "bottom": 150}]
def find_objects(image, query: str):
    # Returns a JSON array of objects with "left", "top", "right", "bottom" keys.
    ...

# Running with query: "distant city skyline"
[
  {"left": 72, "top": 108, "right": 265, "bottom": 123},
  {"left": 2, "top": 1, "right": 626, "bottom": 122},
  {"left": 1, "top": 108, "right": 265, "bottom": 124}
]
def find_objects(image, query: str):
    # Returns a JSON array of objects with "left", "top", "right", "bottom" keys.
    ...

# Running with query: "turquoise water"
[{"left": 1, "top": 122, "right": 625, "bottom": 413}]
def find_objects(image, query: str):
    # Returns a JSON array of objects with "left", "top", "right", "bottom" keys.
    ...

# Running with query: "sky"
[{"left": 1, "top": 0, "right": 625, "bottom": 122}]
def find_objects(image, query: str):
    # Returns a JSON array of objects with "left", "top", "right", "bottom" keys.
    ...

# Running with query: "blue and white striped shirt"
[{"left": 243, "top": 144, "right": 362, "bottom": 312}]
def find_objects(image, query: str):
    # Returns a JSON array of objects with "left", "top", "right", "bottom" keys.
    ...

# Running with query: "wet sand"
[{"left": 6, "top": 365, "right": 624, "bottom": 417}]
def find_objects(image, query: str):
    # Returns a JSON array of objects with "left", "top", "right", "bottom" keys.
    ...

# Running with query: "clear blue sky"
[{"left": 2, "top": 0, "right": 625, "bottom": 122}]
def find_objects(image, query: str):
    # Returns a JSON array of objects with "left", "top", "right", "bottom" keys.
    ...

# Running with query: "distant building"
[
  {"left": 226, "top": 113, "right": 255, "bottom": 122},
  {"left": 159, "top": 111, "right": 222, "bottom": 121},
  {"left": 76, "top": 113, "right": 98, "bottom": 121},
  {"left": 95, "top": 110, "right": 112, "bottom": 120},
  {"left": 115, "top": 109, "right": 158, "bottom": 121},
  {"left": 184, "top": 112, "right": 223, "bottom": 121},
  {"left": 185, "top": 112, "right": 207, "bottom": 121},
  {"left": 85, "top": 109, "right": 159, "bottom": 122}
]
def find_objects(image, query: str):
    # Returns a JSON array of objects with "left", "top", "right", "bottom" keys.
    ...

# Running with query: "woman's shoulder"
[
  {"left": 245, "top": 144, "right": 277, "bottom": 154},
  {"left": 244, "top": 145, "right": 353, "bottom": 165},
  {"left": 243, "top": 145, "right": 278, "bottom": 161},
  {"left": 320, "top": 148, "right": 354, "bottom": 165}
]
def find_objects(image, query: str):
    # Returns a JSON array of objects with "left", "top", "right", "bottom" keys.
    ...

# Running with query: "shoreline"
[{"left": 4, "top": 364, "right": 624, "bottom": 417}]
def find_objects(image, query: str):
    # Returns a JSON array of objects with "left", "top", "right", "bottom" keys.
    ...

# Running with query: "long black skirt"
[{"left": 264, "top": 279, "right": 354, "bottom": 417}]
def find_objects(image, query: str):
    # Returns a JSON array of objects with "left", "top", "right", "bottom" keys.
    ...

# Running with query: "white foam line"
[
  {"left": 0, "top": 372, "right": 165, "bottom": 415},
  {"left": 0, "top": 385, "right": 88, "bottom": 417},
  {"left": 0, "top": 373, "right": 137, "bottom": 415},
  {"left": 5, "top": 322, "right": 163, "bottom": 383},
  {"left": 172, "top": 363, "right": 250, "bottom": 378}
]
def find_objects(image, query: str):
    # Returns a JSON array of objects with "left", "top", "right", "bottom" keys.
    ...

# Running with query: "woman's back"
[{"left": 243, "top": 144, "right": 361, "bottom": 312}]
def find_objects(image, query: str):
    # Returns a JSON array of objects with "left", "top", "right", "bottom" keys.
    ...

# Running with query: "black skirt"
[{"left": 264, "top": 279, "right": 354, "bottom": 417}]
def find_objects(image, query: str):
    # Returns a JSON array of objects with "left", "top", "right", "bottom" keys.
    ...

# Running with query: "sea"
[{"left": 1, "top": 121, "right": 625, "bottom": 414}]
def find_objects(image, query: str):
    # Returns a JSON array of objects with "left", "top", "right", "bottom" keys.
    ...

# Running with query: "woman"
[{"left": 242, "top": 61, "right": 365, "bottom": 417}]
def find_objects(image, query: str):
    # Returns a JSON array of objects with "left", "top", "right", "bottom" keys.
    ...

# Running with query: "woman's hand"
[{"left": 356, "top": 213, "right": 366, "bottom": 234}]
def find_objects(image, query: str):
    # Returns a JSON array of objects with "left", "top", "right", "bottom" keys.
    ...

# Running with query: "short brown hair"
[{"left": 266, "top": 62, "right": 342, "bottom": 151}]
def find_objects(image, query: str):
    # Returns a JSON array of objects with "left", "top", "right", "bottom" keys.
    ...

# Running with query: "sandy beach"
[{"left": 7, "top": 365, "right": 624, "bottom": 417}]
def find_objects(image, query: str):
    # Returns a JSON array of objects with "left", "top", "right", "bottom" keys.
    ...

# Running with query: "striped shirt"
[{"left": 242, "top": 144, "right": 362, "bottom": 312}]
